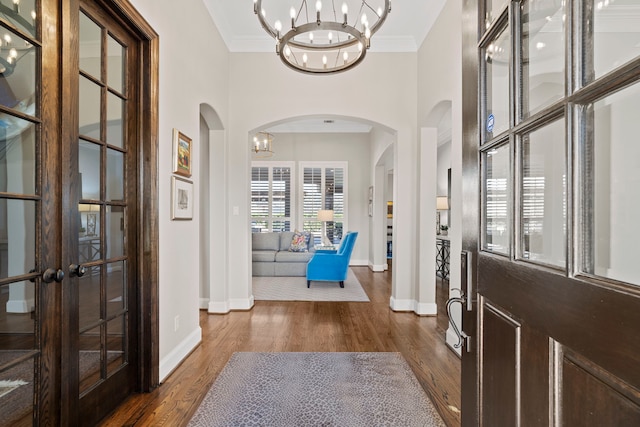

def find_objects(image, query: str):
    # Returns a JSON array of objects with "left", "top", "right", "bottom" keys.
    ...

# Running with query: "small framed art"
[
  {"left": 171, "top": 176, "right": 193, "bottom": 220},
  {"left": 172, "top": 128, "right": 192, "bottom": 177}
]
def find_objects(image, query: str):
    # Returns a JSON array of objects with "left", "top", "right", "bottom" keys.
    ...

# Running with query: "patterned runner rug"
[
  {"left": 188, "top": 352, "right": 445, "bottom": 427},
  {"left": 252, "top": 269, "right": 369, "bottom": 302}
]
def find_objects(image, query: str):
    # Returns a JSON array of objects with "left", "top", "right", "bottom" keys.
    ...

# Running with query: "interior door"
[
  {"left": 0, "top": 0, "right": 146, "bottom": 425},
  {"left": 71, "top": 1, "right": 139, "bottom": 424},
  {"left": 0, "top": 0, "right": 62, "bottom": 425},
  {"left": 461, "top": 0, "right": 640, "bottom": 425}
]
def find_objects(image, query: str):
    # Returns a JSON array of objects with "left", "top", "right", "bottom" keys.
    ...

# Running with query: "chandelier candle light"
[{"left": 253, "top": 0, "right": 391, "bottom": 75}]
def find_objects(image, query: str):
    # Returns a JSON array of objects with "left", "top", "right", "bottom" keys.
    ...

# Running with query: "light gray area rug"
[
  {"left": 188, "top": 352, "right": 445, "bottom": 427},
  {"left": 252, "top": 269, "right": 369, "bottom": 302}
]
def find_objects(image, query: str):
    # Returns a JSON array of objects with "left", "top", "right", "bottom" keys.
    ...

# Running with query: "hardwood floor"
[{"left": 99, "top": 266, "right": 461, "bottom": 426}]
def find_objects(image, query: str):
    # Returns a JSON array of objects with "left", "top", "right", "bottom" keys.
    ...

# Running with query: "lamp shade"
[
  {"left": 317, "top": 209, "right": 334, "bottom": 221},
  {"left": 436, "top": 196, "right": 449, "bottom": 210}
]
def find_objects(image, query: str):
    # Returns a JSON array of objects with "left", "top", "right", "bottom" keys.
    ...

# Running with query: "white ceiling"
[
  {"left": 202, "top": 0, "right": 448, "bottom": 53},
  {"left": 203, "top": 1, "right": 447, "bottom": 134}
]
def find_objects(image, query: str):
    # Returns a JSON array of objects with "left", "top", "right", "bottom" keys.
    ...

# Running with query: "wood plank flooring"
[{"left": 99, "top": 266, "right": 461, "bottom": 426}]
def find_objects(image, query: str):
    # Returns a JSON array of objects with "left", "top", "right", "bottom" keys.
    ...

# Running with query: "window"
[
  {"left": 251, "top": 162, "right": 293, "bottom": 232},
  {"left": 300, "top": 163, "right": 347, "bottom": 245}
]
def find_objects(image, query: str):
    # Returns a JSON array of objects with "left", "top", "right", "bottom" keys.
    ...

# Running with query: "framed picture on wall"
[
  {"left": 172, "top": 128, "right": 192, "bottom": 177},
  {"left": 171, "top": 176, "right": 194, "bottom": 220}
]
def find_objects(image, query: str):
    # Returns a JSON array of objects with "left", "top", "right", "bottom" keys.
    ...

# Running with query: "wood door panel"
[
  {"left": 521, "top": 326, "right": 550, "bottom": 427},
  {"left": 478, "top": 253, "right": 640, "bottom": 390},
  {"left": 481, "top": 303, "right": 519, "bottom": 427},
  {"left": 562, "top": 355, "right": 640, "bottom": 426}
]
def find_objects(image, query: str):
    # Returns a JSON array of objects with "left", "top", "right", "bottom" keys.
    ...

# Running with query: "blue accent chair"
[{"left": 306, "top": 232, "right": 358, "bottom": 288}]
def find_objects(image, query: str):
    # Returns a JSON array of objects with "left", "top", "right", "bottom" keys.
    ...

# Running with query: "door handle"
[
  {"left": 42, "top": 268, "right": 64, "bottom": 283},
  {"left": 69, "top": 264, "right": 87, "bottom": 278},
  {"left": 446, "top": 288, "right": 467, "bottom": 349}
]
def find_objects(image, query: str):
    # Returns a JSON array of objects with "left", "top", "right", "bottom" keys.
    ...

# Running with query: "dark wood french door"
[
  {"left": 460, "top": 0, "right": 640, "bottom": 425},
  {"left": 0, "top": 0, "right": 157, "bottom": 425}
]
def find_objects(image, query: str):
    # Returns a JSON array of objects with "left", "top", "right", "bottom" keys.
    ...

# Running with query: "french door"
[
  {"left": 0, "top": 0, "right": 157, "bottom": 425},
  {"left": 461, "top": 0, "right": 640, "bottom": 425}
]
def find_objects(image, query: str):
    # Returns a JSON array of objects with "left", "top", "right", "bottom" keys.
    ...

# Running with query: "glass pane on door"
[
  {"left": 484, "top": 27, "right": 510, "bottom": 142},
  {"left": 521, "top": 0, "right": 565, "bottom": 118},
  {"left": 483, "top": 143, "right": 510, "bottom": 255},
  {"left": 0, "top": 117, "right": 36, "bottom": 195},
  {"left": 107, "top": 34, "right": 124, "bottom": 94},
  {"left": 0, "top": 26, "right": 36, "bottom": 109},
  {"left": 586, "top": 81, "right": 640, "bottom": 285},
  {"left": 79, "top": 12, "right": 101, "bottom": 79},
  {"left": 485, "top": 0, "right": 509, "bottom": 29},
  {"left": 520, "top": 119, "right": 566, "bottom": 267},
  {"left": 592, "top": 0, "right": 640, "bottom": 81}
]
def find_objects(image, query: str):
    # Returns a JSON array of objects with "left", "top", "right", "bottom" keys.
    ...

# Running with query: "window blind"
[{"left": 251, "top": 165, "right": 292, "bottom": 232}]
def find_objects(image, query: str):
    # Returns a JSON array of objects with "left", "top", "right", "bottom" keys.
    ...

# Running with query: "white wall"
[
  {"left": 253, "top": 133, "right": 371, "bottom": 264},
  {"left": 227, "top": 52, "right": 419, "bottom": 313},
  {"left": 129, "top": 0, "right": 230, "bottom": 381},
  {"left": 417, "top": 0, "right": 463, "bottom": 350}
]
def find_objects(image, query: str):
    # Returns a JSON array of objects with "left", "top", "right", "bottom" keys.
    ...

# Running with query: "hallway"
[{"left": 100, "top": 266, "right": 461, "bottom": 426}]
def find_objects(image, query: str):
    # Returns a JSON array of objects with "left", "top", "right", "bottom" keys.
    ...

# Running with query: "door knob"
[
  {"left": 42, "top": 268, "right": 64, "bottom": 283},
  {"left": 69, "top": 264, "right": 87, "bottom": 278}
]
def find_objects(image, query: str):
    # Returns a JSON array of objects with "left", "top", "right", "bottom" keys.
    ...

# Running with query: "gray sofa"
[{"left": 252, "top": 231, "right": 315, "bottom": 276}]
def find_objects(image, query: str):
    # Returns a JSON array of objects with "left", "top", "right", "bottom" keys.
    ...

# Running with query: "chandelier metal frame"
[
  {"left": 254, "top": 0, "right": 391, "bottom": 75},
  {"left": 252, "top": 131, "right": 275, "bottom": 157}
]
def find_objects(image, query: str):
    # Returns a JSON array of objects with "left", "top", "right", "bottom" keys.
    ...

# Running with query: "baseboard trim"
[
  {"left": 414, "top": 302, "right": 437, "bottom": 316},
  {"left": 208, "top": 300, "right": 230, "bottom": 314},
  {"left": 229, "top": 296, "right": 255, "bottom": 311},
  {"left": 389, "top": 297, "right": 414, "bottom": 312},
  {"left": 199, "top": 298, "right": 209, "bottom": 310},
  {"left": 368, "top": 263, "right": 387, "bottom": 272},
  {"left": 350, "top": 259, "right": 368, "bottom": 266},
  {"left": 159, "top": 326, "right": 202, "bottom": 382}
]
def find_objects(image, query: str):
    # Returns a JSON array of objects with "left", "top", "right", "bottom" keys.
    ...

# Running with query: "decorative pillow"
[{"left": 289, "top": 230, "right": 310, "bottom": 252}]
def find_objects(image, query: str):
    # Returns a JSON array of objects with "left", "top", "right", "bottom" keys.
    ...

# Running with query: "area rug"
[
  {"left": 252, "top": 268, "right": 369, "bottom": 302},
  {"left": 188, "top": 352, "right": 445, "bottom": 427}
]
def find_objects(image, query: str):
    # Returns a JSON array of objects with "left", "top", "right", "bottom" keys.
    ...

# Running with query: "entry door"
[{"left": 461, "top": 0, "right": 640, "bottom": 425}]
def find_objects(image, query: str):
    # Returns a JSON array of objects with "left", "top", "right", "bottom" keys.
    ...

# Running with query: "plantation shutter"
[
  {"left": 251, "top": 164, "right": 292, "bottom": 232},
  {"left": 302, "top": 164, "right": 346, "bottom": 244}
]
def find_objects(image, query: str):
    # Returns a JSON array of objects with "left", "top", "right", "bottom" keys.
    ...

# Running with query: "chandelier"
[
  {"left": 253, "top": 0, "right": 391, "bottom": 75},
  {"left": 252, "top": 131, "right": 275, "bottom": 157}
]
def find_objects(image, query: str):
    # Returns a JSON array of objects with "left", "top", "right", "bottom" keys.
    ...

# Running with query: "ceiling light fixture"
[
  {"left": 252, "top": 131, "right": 275, "bottom": 157},
  {"left": 253, "top": 0, "right": 391, "bottom": 75}
]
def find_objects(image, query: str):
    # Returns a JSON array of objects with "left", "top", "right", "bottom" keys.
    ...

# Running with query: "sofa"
[{"left": 252, "top": 231, "right": 316, "bottom": 276}]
